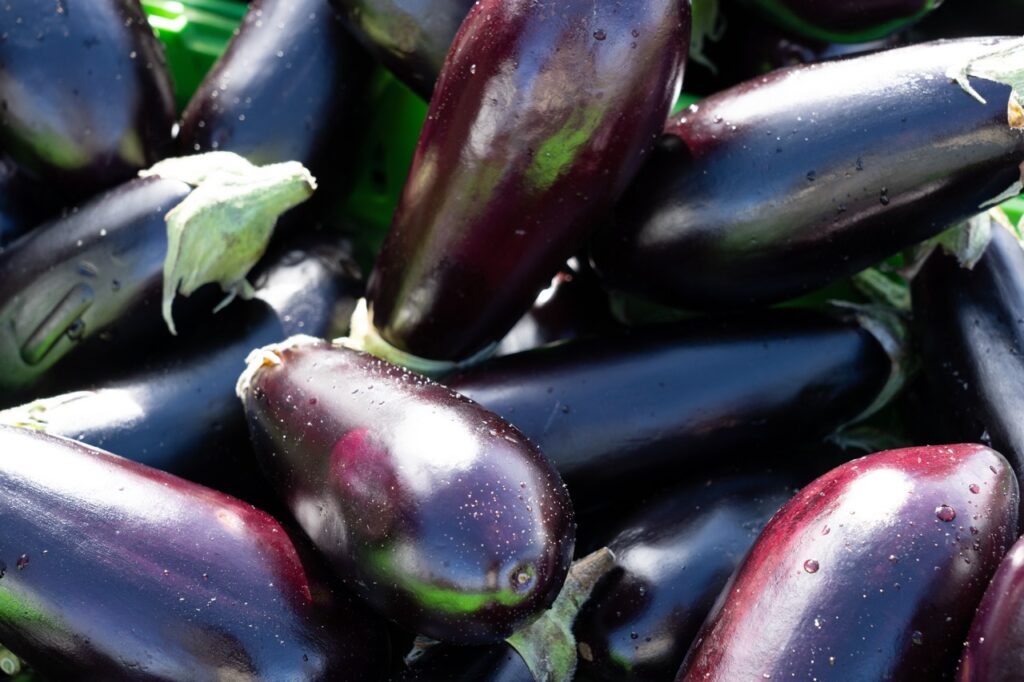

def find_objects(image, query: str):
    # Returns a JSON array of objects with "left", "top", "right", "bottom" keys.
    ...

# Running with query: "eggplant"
[
  {"left": 0, "top": 0, "right": 175, "bottom": 201},
  {"left": 330, "top": 0, "right": 475, "bottom": 100},
  {"left": 361, "top": 0, "right": 690, "bottom": 364},
  {"left": 447, "top": 309, "right": 892, "bottom": 494},
  {"left": 676, "top": 443, "right": 1019, "bottom": 681},
  {"left": 178, "top": 0, "right": 372, "bottom": 202},
  {"left": 0, "top": 425, "right": 390, "bottom": 681},
  {"left": 237, "top": 337, "right": 576, "bottom": 644},
  {"left": 740, "top": 0, "right": 941, "bottom": 42},
  {"left": 0, "top": 156, "right": 52, "bottom": 249},
  {"left": 591, "top": 38, "right": 1024, "bottom": 311},
  {"left": 958, "top": 534, "right": 1024, "bottom": 681},
  {"left": 0, "top": 233, "right": 360, "bottom": 504},
  {"left": 913, "top": 225, "right": 1024, "bottom": 488},
  {"left": 394, "top": 642, "right": 533, "bottom": 681},
  {"left": 573, "top": 475, "right": 796, "bottom": 682}
]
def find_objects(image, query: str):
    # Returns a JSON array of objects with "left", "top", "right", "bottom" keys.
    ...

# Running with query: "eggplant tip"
[{"left": 235, "top": 334, "right": 322, "bottom": 400}]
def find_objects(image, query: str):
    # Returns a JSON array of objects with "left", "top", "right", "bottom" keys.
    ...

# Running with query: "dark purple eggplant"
[
  {"left": 573, "top": 475, "right": 796, "bottom": 681},
  {"left": 0, "top": 233, "right": 360, "bottom": 505},
  {"left": 0, "top": 156, "right": 52, "bottom": 249},
  {"left": 740, "top": 0, "right": 941, "bottom": 42},
  {"left": 958, "top": 534, "right": 1024, "bottom": 681},
  {"left": 330, "top": 0, "right": 475, "bottom": 99},
  {"left": 447, "top": 309, "right": 892, "bottom": 495},
  {"left": 237, "top": 337, "right": 575, "bottom": 644},
  {"left": 178, "top": 0, "right": 372, "bottom": 203},
  {"left": 361, "top": 0, "right": 690, "bottom": 364},
  {"left": 0, "top": 0, "right": 175, "bottom": 202},
  {"left": 677, "top": 444, "right": 1019, "bottom": 681},
  {"left": 591, "top": 38, "right": 1024, "bottom": 310},
  {"left": 0, "top": 425, "right": 389, "bottom": 681}
]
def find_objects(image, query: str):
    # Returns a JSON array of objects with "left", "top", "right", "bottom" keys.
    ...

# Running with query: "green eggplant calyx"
[
  {"left": 0, "top": 392, "right": 95, "bottom": 432},
  {"left": 140, "top": 152, "right": 317, "bottom": 335},
  {"left": 340, "top": 299, "right": 497, "bottom": 378},
  {"left": 947, "top": 38, "right": 1024, "bottom": 126},
  {"left": 932, "top": 210, "right": 1015, "bottom": 270},
  {"left": 506, "top": 547, "right": 617, "bottom": 682}
]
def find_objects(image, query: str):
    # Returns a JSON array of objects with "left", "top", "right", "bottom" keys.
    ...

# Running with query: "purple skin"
[
  {"left": 591, "top": 38, "right": 1024, "bottom": 310},
  {"left": 365, "top": 0, "right": 690, "bottom": 362},
  {"left": 0, "top": 0, "right": 175, "bottom": 202},
  {"left": 0, "top": 425, "right": 389, "bottom": 681},
  {"left": 677, "top": 444, "right": 1019, "bottom": 681},
  {"left": 958, "top": 535, "right": 1024, "bottom": 681},
  {"left": 238, "top": 338, "right": 576, "bottom": 644},
  {"left": 745, "top": 0, "right": 941, "bottom": 41},
  {"left": 0, "top": 155, "right": 54, "bottom": 249}
]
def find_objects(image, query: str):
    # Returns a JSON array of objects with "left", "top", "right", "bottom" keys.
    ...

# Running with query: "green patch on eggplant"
[
  {"left": 140, "top": 152, "right": 316, "bottom": 335},
  {"left": 947, "top": 38, "right": 1024, "bottom": 126}
]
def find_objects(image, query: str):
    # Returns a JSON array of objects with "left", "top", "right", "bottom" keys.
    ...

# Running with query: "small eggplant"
[
  {"left": 178, "top": 0, "right": 372, "bottom": 200},
  {"left": 362, "top": 0, "right": 690, "bottom": 364},
  {"left": 591, "top": 38, "right": 1024, "bottom": 310},
  {"left": 677, "top": 444, "right": 1019, "bottom": 681},
  {"left": 0, "top": 425, "right": 390, "bottom": 681},
  {"left": 957, "top": 535, "right": 1024, "bottom": 681},
  {"left": 0, "top": 233, "right": 360, "bottom": 504},
  {"left": 573, "top": 475, "right": 796, "bottom": 682},
  {"left": 740, "top": 0, "right": 941, "bottom": 43},
  {"left": 237, "top": 337, "right": 576, "bottom": 644},
  {"left": 0, "top": 0, "right": 175, "bottom": 201},
  {"left": 447, "top": 309, "right": 892, "bottom": 494}
]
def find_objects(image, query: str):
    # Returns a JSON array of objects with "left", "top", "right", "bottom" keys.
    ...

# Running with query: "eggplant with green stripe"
[
  {"left": 591, "top": 38, "right": 1024, "bottom": 311},
  {"left": 740, "top": 0, "right": 941, "bottom": 43}
]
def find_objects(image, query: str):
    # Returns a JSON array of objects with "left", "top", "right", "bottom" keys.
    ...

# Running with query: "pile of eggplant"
[{"left": 3, "top": 0, "right": 1024, "bottom": 680}]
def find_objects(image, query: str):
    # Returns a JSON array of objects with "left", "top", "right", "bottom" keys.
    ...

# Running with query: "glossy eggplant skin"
[
  {"left": 5, "top": 234, "right": 360, "bottom": 503},
  {"left": 239, "top": 339, "right": 576, "bottom": 644},
  {"left": 592, "top": 38, "right": 1024, "bottom": 311},
  {"left": 742, "top": 0, "right": 940, "bottom": 42},
  {"left": 0, "top": 426, "right": 389, "bottom": 681},
  {"left": 573, "top": 475, "right": 795, "bottom": 682},
  {"left": 0, "top": 176, "right": 193, "bottom": 406},
  {"left": 677, "top": 444, "right": 1019, "bottom": 682},
  {"left": 330, "top": 0, "right": 474, "bottom": 99},
  {"left": 913, "top": 227, "right": 1024, "bottom": 485},
  {"left": 178, "top": 0, "right": 371, "bottom": 199},
  {"left": 447, "top": 310, "right": 890, "bottom": 492},
  {"left": 958, "top": 535, "right": 1024, "bottom": 681},
  {"left": 392, "top": 643, "right": 532, "bottom": 681},
  {"left": 0, "top": 0, "right": 175, "bottom": 201},
  {"left": 365, "top": 0, "right": 690, "bottom": 362}
]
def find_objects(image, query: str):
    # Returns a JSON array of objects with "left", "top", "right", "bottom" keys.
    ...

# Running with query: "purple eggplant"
[
  {"left": 0, "top": 425, "right": 389, "bottom": 681},
  {"left": 677, "top": 444, "right": 1019, "bottom": 681},
  {"left": 237, "top": 337, "right": 576, "bottom": 644},
  {"left": 178, "top": 0, "right": 372, "bottom": 202},
  {"left": 573, "top": 474, "right": 796, "bottom": 682},
  {"left": 591, "top": 38, "right": 1024, "bottom": 310},
  {"left": 741, "top": 0, "right": 941, "bottom": 43},
  {"left": 362, "top": 0, "right": 690, "bottom": 364},
  {"left": 447, "top": 309, "right": 892, "bottom": 495},
  {"left": 958, "top": 535, "right": 1024, "bottom": 681},
  {"left": 0, "top": 0, "right": 175, "bottom": 202},
  {"left": 0, "top": 156, "right": 52, "bottom": 249}
]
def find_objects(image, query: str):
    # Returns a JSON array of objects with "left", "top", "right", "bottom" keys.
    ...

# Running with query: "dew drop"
[
  {"left": 821, "top": 525, "right": 831, "bottom": 535},
  {"left": 911, "top": 630, "right": 924, "bottom": 645},
  {"left": 806, "top": 170, "right": 816, "bottom": 182},
  {"left": 879, "top": 187, "right": 890, "bottom": 206},
  {"left": 630, "top": 632, "right": 638, "bottom": 640},
  {"left": 16, "top": 555, "right": 29, "bottom": 570},
  {"left": 803, "top": 559, "right": 819, "bottom": 574},
  {"left": 0, "top": 561, "right": 5, "bottom": 579},
  {"left": 936, "top": 505, "right": 957, "bottom": 522},
  {"left": 969, "top": 484, "right": 980, "bottom": 494},
  {"left": 593, "top": 29, "right": 607, "bottom": 40}
]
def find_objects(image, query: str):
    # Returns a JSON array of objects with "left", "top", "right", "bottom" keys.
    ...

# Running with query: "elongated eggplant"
[
  {"left": 591, "top": 38, "right": 1024, "bottom": 310},
  {"left": 0, "top": 0, "right": 175, "bottom": 201},
  {"left": 178, "top": 0, "right": 372, "bottom": 200},
  {"left": 0, "top": 425, "right": 389, "bottom": 681},
  {"left": 361, "top": 0, "right": 690, "bottom": 365},
  {"left": 957, "top": 535, "right": 1024, "bottom": 681},
  {"left": 237, "top": 337, "right": 575, "bottom": 644},
  {"left": 447, "top": 309, "right": 892, "bottom": 494},
  {"left": 0, "top": 233, "right": 360, "bottom": 504},
  {"left": 573, "top": 475, "right": 794, "bottom": 682},
  {"left": 677, "top": 444, "right": 1019, "bottom": 681},
  {"left": 741, "top": 0, "right": 940, "bottom": 42}
]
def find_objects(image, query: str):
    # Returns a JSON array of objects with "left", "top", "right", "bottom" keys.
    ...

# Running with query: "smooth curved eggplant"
[
  {"left": 447, "top": 309, "right": 891, "bottom": 494},
  {"left": 958, "top": 535, "right": 1024, "bottom": 681},
  {"left": 0, "top": 233, "right": 360, "bottom": 504},
  {"left": 573, "top": 475, "right": 795, "bottom": 682},
  {"left": 677, "top": 444, "right": 1019, "bottom": 681},
  {"left": 237, "top": 337, "right": 576, "bottom": 644},
  {"left": 591, "top": 38, "right": 1024, "bottom": 310},
  {"left": 364, "top": 0, "right": 690, "bottom": 362},
  {"left": 913, "top": 226, "right": 1024, "bottom": 488},
  {"left": 0, "top": 0, "right": 175, "bottom": 201},
  {"left": 178, "top": 0, "right": 372, "bottom": 201},
  {"left": 741, "top": 0, "right": 940, "bottom": 42},
  {"left": 330, "top": 0, "right": 475, "bottom": 100},
  {"left": 0, "top": 425, "right": 390, "bottom": 681}
]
